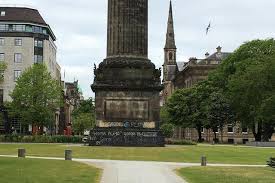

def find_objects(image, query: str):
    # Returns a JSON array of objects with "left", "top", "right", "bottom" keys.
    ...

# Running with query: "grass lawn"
[
  {"left": 177, "top": 167, "right": 275, "bottom": 183},
  {"left": 0, "top": 144, "right": 274, "bottom": 165},
  {"left": 0, "top": 157, "right": 101, "bottom": 183}
]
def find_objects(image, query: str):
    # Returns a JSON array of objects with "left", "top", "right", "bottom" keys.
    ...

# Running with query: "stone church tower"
[
  {"left": 163, "top": 0, "right": 177, "bottom": 103},
  {"left": 91, "top": 0, "right": 164, "bottom": 146}
]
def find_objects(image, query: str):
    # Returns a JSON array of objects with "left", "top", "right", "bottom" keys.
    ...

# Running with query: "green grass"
[
  {"left": 177, "top": 167, "right": 275, "bottom": 183},
  {"left": 0, "top": 144, "right": 274, "bottom": 164},
  {"left": 0, "top": 157, "right": 101, "bottom": 183}
]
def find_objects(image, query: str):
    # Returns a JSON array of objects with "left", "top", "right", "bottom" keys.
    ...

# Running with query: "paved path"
[
  {"left": 0, "top": 155, "right": 266, "bottom": 183},
  {"left": 79, "top": 159, "right": 186, "bottom": 183}
]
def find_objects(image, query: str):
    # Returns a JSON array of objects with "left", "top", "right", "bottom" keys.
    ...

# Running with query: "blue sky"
[{"left": 1, "top": 0, "right": 275, "bottom": 98}]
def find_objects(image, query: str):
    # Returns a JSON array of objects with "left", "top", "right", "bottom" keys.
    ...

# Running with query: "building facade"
[
  {"left": 161, "top": 1, "right": 255, "bottom": 144},
  {"left": 0, "top": 6, "right": 61, "bottom": 134},
  {"left": 59, "top": 80, "right": 83, "bottom": 135}
]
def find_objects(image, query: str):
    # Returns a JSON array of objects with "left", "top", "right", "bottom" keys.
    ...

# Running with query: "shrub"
[
  {"left": 267, "top": 157, "right": 275, "bottom": 168},
  {"left": 0, "top": 135, "right": 83, "bottom": 144},
  {"left": 165, "top": 139, "right": 197, "bottom": 145},
  {"left": 160, "top": 123, "right": 175, "bottom": 138}
]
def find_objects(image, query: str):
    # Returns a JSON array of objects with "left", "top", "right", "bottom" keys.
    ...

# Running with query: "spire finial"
[{"left": 165, "top": 0, "right": 176, "bottom": 49}]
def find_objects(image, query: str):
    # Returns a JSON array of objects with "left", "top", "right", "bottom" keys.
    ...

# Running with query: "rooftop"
[{"left": 0, "top": 6, "right": 47, "bottom": 25}]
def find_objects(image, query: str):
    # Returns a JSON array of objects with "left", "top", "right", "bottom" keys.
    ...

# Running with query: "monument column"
[
  {"left": 91, "top": 0, "right": 164, "bottom": 147},
  {"left": 107, "top": 0, "right": 148, "bottom": 58}
]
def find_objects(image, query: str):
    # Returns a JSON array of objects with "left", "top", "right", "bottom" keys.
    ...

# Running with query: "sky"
[{"left": 1, "top": 0, "right": 275, "bottom": 98}]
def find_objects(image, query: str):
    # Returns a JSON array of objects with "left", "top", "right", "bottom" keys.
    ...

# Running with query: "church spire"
[{"left": 165, "top": 0, "right": 176, "bottom": 49}]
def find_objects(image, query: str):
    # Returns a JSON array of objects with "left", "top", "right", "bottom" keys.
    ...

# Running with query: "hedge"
[
  {"left": 0, "top": 135, "right": 83, "bottom": 143},
  {"left": 165, "top": 139, "right": 197, "bottom": 145}
]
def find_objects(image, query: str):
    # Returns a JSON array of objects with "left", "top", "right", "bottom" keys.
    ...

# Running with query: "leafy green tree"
[
  {"left": 166, "top": 81, "right": 212, "bottom": 142},
  {"left": 72, "top": 98, "right": 95, "bottom": 135},
  {"left": 160, "top": 105, "right": 171, "bottom": 124},
  {"left": 73, "top": 113, "right": 95, "bottom": 135},
  {"left": 72, "top": 98, "right": 95, "bottom": 115},
  {"left": 10, "top": 64, "right": 62, "bottom": 134},
  {"left": 206, "top": 91, "right": 235, "bottom": 143},
  {"left": 209, "top": 39, "right": 275, "bottom": 141}
]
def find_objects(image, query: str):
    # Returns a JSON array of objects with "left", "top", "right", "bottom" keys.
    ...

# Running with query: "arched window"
[{"left": 169, "top": 52, "right": 173, "bottom": 61}]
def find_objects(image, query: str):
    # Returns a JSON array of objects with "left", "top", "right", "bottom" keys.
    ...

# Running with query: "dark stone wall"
[
  {"left": 90, "top": 128, "right": 164, "bottom": 147},
  {"left": 107, "top": 0, "right": 148, "bottom": 58}
]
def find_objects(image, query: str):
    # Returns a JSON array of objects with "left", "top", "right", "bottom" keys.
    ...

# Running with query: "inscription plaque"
[
  {"left": 105, "top": 100, "right": 149, "bottom": 120},
  {"left": 90, "top": 128, "right": 164, "bottom": 147}
]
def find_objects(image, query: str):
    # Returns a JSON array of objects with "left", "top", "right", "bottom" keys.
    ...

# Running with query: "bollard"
[
  {"left": 18, "top": 148, "right": 26, "bottom": 158},
  {"left": 65, "top": 150, "right": 72, "bottom": 161},
  {"left": 201, "top": 156, "right": 207, "bottom": 166}
]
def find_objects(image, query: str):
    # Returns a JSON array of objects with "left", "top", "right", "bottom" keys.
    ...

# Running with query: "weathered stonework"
[{"left": 90, "top": 0, "right": 164, "bottom": 146}]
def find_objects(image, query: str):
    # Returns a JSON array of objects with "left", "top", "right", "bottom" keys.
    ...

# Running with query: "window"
[
  {"left": 15, "top": 38, "right": 22, "bottom": 46},
  {"left": 0, "top": 53, "right": 4, "bottom": 62},
  {"left": 14, "top": 53, "right": 22, "bottom": 63},
  {"left": 169, "top": 52, "right": 173, "bottom": 60},
  {"left": 227, "top": 124, "right": 234, "bottom": 133},
  {"left": 34, "top": 55, "right": 43, "bottom": 63},
  {"left": 0, "top": 38, "right": 4, "bottom": 46},
  {"left": 0, "top": 24, "right": 9, "bottom": 31},
  {"left": 201, "top": 127, "right": 204, "bottom": 133},
  {"left": 0, "top": 11, "right": 5, "bottom": 16},
  {"left": 34, "top": 40, "right": 43, "bottom": 47},
  {"left": 14, "top": 70, "right": 21, "bottom": 81},
  {"left": 242, "top": 127, "right": 248, "bottom": 133},
  {"left": 33, "top": 26, "right": 43, "bottom": 33},
  {"left": 213, "top": 127, "right": 219, "bottom": 133},
  {"left": 228, "top": 139, "right": 234, "bottom": 144},
  {"left": 26, "top": 25, "right": 33, "bottom": 32},
  {"left": 12, "top": 25, "right": 25, "bottom": 32},
  {"left": 242, "top": 139, "right": 249, "bottom": 144}
]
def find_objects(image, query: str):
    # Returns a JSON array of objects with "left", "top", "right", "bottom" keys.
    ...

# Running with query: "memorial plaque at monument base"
[
  {"left": 90, "top": 0, "right": 164, "bottom": 146},
  {"left": 89, "top": 128, "right": 164, "bottom": 147}
]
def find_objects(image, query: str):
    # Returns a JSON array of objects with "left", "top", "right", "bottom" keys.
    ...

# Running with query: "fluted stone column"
[{"left": 107, "top": 0, "right": 148, "bottom": 58}]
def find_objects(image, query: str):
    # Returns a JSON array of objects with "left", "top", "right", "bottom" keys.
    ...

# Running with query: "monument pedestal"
[
  {"left": 89, "top": 128, "right": 164, "bottom": 147},
  {"left": 90, "top": 0, "right": 164, "bottom": 146}
]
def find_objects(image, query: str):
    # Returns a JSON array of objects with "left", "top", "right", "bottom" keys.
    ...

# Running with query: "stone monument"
[{"left": 90, "top": 0, "right": 164, "bottom": 146}]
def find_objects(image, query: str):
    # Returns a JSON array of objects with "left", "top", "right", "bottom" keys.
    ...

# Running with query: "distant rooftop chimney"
[
  {"left": 0, "top": 11, "right": 5, "bottom": 16},
  {"left": 189, "top": 57, "right": 197, "bottom": 64},
  {"left": 216, "top": 46, "right": 222, "bottom": 53},
  {"left": 205, "top": 52, "right": 210, "bottom": 58}
]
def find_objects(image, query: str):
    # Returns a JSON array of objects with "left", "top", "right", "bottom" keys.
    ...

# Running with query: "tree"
[
  {"left": 206, "top": 91, "right": 235, "bottom": 143},
  {"left": 10, "top": 64, "right": 62, "bottom": 134},
  {"left": 73, "top": 113, "right": 95, "bottom": 135},
  {"left": 72, "top": 98, "right": 95, "bottom": 135},
  {"left": 160, "top": 105, "right": 171, "bottom": 124},
  {"left": 209, "top": 39, "right": 275, "bottom": 141},
  {"left": 166, "top": 81, "right": 212, "bottom": 142},
  {"left": 72, "top": 98, "right": 95, "bottom": 116}
]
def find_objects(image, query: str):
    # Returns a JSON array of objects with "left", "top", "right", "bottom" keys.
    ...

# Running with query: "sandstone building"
[{"left": 161, "top": 1, "right": 255, "bottom": 144}]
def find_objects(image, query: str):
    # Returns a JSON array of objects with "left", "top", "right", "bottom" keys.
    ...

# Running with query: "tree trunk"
[
  {"left": 39, "top": 125, "right": 44, "bottom": 135},
  {"left": 252, "top": 122, "right": 262, "bottom": 141},
  {"left": 262, "top": 123, "right": 274, "bottom": 142},
  {"left": 214, "top": 132, "right": 217, "bottom": 143},
  {"left": 220, "top": 128, "right": 224, "bottom": 143},
  {"left": 196, "top": 127, "right": 202, "bottom": 142}
]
